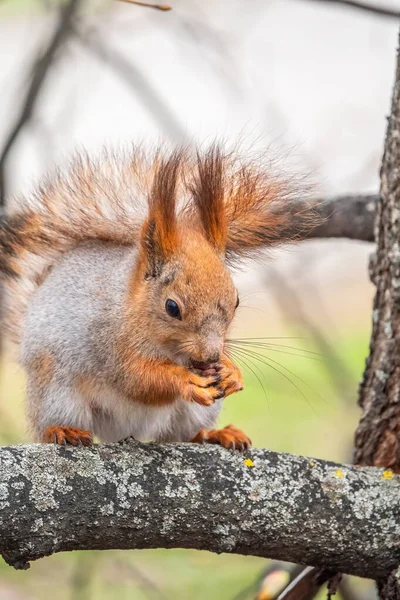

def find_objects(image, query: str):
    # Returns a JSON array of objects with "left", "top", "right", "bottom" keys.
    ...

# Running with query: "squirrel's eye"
[
  {"left": 235, "top": 296, "right": 240, "bottom": 309},
  {"left": 165, "top": 299, "right": 182, "bottom": 320}
]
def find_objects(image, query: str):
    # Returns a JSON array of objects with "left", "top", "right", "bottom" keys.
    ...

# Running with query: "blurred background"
[{"left": 0, "top": 0, "right": 398, "bottom": 598}]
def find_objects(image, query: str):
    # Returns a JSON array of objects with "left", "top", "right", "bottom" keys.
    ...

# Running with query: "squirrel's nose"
[
  {"left": 205, "top": 350, "right": 220, "bottom": 363},
  {"left": 197, "top": 331, "right": 222, "bottom": 364}
]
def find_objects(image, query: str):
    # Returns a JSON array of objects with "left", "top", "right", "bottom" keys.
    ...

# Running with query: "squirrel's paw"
[
  {"left": 191, "top": 425, "right": 252, "bottom": 452},
  {"left": 186, "top": 372, "right": 224, "bottom": 407},
  {"left": 43, "top": 426, "right": 93, "bottom": 446},
  {"left": 217, "top": 361, "right": 244, "bottom": 398}
]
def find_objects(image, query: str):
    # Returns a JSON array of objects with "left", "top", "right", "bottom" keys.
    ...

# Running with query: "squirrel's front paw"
[
  {"left": 185, "top": 372, "right": 224, "bottom": 407},
  {"left": 217, "top": 360, "right": 244, "bottom": 398}
]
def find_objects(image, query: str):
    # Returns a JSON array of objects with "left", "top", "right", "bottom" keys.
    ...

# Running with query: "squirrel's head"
[
  {"left": 129, "top": 146, "right": 314, "bottom": 367},
  {"left": 131, "top": 149, "right": 239, "bottom": 368},
  {"left": 135, "top": 229, "right": 238, "bottom": 367}
]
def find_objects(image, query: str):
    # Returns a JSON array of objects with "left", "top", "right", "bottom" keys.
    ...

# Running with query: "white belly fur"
[{"left": 89, "top": 384, "right": 223, "bottom": 443}]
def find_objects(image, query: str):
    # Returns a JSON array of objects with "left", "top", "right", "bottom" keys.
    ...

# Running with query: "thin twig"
[
  {"left": 276, "top": 567, "right": 334, "bottom": 600},
  {"left": 0, "top": 0, "right": 80, "bottom": 206},
  {"left": 117, "top": 0, "right": 172, "bottom": 10},
  {"left": 70, "top": 554, "right": 96, "bottom": 600},
  {"left": 304, "top": 0, "right": 400, "bottom": 19},
  {"left": 114, "top": 558, "right": 170, "bottom": 600}
]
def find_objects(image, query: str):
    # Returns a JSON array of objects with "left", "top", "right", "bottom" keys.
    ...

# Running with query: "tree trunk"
[{"left": 355, "top": 33, "right": 400, "bottom": 598}]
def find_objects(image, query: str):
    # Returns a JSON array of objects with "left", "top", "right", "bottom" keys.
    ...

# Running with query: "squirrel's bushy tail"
[
  {"left": 1, "top": 151, "right": 150, "bottom": 342},
  {"left": 0, "top": 145, "right": 318, "bottom": 343},
  {"left": 189, "top": 145, "right": 317, "bottom": 264}
]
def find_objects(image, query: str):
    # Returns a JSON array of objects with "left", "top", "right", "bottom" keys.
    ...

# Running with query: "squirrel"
[{"left": 0, "top": 145, "right": 313, "bottom": 450}]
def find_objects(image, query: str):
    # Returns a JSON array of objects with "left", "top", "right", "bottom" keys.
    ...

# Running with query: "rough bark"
[
  {"left": 355, "top": 40, "right": 400, "bottom": 471},
  {"left": 354, "top": 34, "right": 400, "bottom": 599},
  {"left": 378, "top": 569, "right": 400, "bottom": 600},
  {"left": 0, "top": 0, "right": 80, "bottom": 206},
  {"left": 0, "top": 440, "right": 399, "bottom": 576}
]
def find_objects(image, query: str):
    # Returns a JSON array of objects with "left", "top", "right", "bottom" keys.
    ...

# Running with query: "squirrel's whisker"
[
  {"left": 226, "top": 341, "right": 325, "bottom": 362},
  {"left": 230, "top": 345, "right": 320, "bottom": 413},
  {"left": 227, "top": 348, "right": 270, "bottom": 410}
]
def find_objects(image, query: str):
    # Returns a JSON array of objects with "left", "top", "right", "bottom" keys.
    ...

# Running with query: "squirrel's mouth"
[{"left": 190, "top": 360, "right": 217, "bottom": 372}]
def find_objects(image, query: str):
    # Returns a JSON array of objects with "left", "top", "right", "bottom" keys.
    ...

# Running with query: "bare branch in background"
[
  {"left": 302, "top": 193, "right": 377, "bottom": 242},
  {"left": 0, "top": 0, "right": 81, "bottom": 207},
  {"left": 0, "top": 440, "right": 399, "bottom": 577},
  {"left": 275, "top": 566, "right": 334, "bottom": 599},
  {"left": 304, "top": 0, "right": 400, "bottom": 19},
  {"left": 118, "top": 0, "right": 172, "bottom": 10},
  {"left": 113, "top": 558, "right": 171, "bottom": 600},
  {"left": 70, "top": 554, "right": 96, "bottom": 600}
]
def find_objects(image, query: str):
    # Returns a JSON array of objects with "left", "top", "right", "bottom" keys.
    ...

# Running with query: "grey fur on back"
[{"left": 22, "top": 243, "right": 134, "bottom": 378}]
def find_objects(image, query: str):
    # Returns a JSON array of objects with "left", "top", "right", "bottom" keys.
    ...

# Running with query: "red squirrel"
[{"left": 0, "top": 145, "right": 313, "bottom": 449}]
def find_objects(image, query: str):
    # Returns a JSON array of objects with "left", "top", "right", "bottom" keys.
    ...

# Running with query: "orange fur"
[
  {"left": 26, "top": 351, "right": 55, "bottom": 388},
  {"left": 140, "top": 150, "right": 182, "bottom": 277},
  {"left": 112, "top": 352, "right": 224, "bottom": 407},
  {"left": 191, "top": 425, "right": 251, "bottom": 451},
  {"left": 0, "top": 145, "right": 317, "bottom": 447},
  {"left": 218, "top": 354, "right": 244, "bottom": 397},
  {"left": 189, "top": 148, "right": 316, "bottom": 262},
  {"left": 190, "top": 145, "right": 228, "bottom": 253},
  {"left": 0, "top": 145, "right": 316, "bottom": 344},
  {"left": 43, "top": 426, "right": 93, "bottom": 446}
]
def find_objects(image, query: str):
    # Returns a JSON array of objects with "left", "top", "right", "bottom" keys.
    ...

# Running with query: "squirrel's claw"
[
  {"left": 43, "top": 426, "right": 93, "bottom": 447},
  {"left": 119, "top": 436, "right": 138, "bottom": 445},
  {"left": 191, "top": 425, "right": 252, "bottom": 452}
]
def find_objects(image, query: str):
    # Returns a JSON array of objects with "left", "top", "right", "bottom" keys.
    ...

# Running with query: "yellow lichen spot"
[
  {"left": 335, "top": 469, "right": 344, "bottom": 479},
  {"left": 383, "top": 470, "right": 394, "bottom": 480},
  {"left": 309, "top": 460, "right": 316, "bottom": 467},
  {"left": 244, "top": 458, "right": 254, "bottom": 467}
]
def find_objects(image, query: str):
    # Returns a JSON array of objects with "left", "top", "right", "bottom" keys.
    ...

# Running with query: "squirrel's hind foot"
[
  {"left": 191, "top": 425, "right": 251, "bottom": 452},
  {"left": 43, "top": 426, "right": 93, "bottom": 446}
]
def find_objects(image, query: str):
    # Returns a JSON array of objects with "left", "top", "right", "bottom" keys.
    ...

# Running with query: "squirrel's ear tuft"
[
  {"left": 140, "top": 150, "right": 182, "bottom": 277},
  {"left": 191, "top": 145, "right": 228, "bottom": 254}
]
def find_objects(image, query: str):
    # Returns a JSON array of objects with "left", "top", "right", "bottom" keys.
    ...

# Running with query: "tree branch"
[
  {"left": 276, "top": 566, "right": 334, "bottom": 600},
  {"left": 0, "top": 0, "right": 80, "bottom": 206},
  {"left": 117, "top": 0, "right": 172, "bottom": 10},
  {"left": 303, "top": 193, "right": 377, "bottom": 242},
  {"left": 0, "top": 440, "right": 399, "bottom": 577},
  {"left": 303, "top": 0, "right": 400, "bottom": 19}
]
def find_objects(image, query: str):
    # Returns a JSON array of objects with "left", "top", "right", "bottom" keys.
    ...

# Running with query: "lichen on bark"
[{"left": 0, "top": 440, "right": 399, "bottom": 577}]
